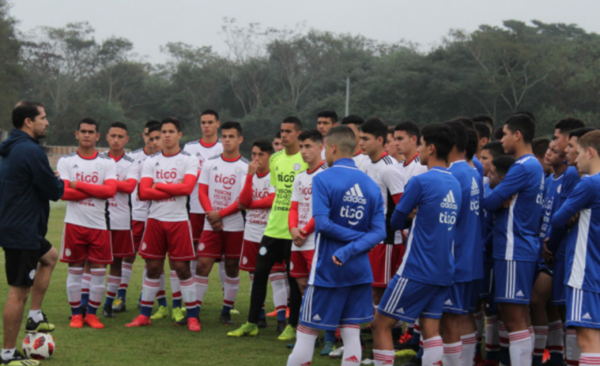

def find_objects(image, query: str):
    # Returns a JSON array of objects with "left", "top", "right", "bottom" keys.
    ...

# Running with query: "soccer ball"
[{"left": 22, "top": 333, "right": 55, "bottom": 360}]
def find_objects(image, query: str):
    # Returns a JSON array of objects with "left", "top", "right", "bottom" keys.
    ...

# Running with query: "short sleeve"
[
  {"left": 185, "top": 155, "right": 199, "bottom": 176},
  {"left": 104, "top": 159, "right": 118, "bottom": 181},
  {"left": 269, "top": 154, "right": 278, "bottom": 188},
  {"left": 382, "top": 165, "right": 405, "bottom": 195},
  {"left": 125, "top": 161, "right": 139, "bottom": 181},
  {"left": 291, "top": 174, "right": 300, "bottom": 203},
  {"left": 199, "top": 159, "right": 211, "bottom": 185},
  {"left": 141, "top": 157, "right": 154, "bottom": 179},
  {"left": 57, "top": 157, "right": 70, "bottom": 180}
]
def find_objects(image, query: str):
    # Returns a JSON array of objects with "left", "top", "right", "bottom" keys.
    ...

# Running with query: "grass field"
[{"left": 0, "top": 203, "right": 416, "bottom": 365}]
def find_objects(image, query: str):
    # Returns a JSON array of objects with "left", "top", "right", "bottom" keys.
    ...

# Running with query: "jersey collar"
[
  {"left": 77, "top": 151, "right": 98, "bottom": 160},
  {"left": 200, "top": 138, "right": 218, "bottom": 148},
  {"left": 109, "top": 152, "right": 124, "bottom": 162},
  {"left": 162, "top": 149, "right": 182, "bottom": 157},
  {"left": 256, "top": 170, "right": 269, "bottom": 178},
  {"left": 222, "top": 154, "right": 241, "bottom": 162},
  {"left": 404, "top": 153, "right": 419, "bottom": 167},
  {"left": 307, "top": 161, "right": 325, "bottom": 174},
  {"left": 448, "top": 159, "right": 466, "bottom": 169},
  {"left": 332, "top": 158, "right": 356, "bottom": 168}
]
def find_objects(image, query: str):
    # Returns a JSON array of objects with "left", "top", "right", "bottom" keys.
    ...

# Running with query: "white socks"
[
  {"left": 287, "top": 325, "right": 319, "bottom": 366},
  {"left": 28, "top": 310, "right": 43, "bottom": 322},
  {"left": 179, "top": 277, "right": 196, "bottom": 313},
  {"left": 374, "top": 349, "right": 395, "bottom": 365},
  {"left": 88, "top": 268, "right": 106, "bottom": 310},
  {"left": 119, "top": 262, "right": 133, "bottom": 292},
  {"left": 485, "top": 315, "right": 500, "bottom": 354},
  {"left": 533, "top": 325, "right": 548, "bottom": 359},
  {"left": 223, "top": 276, "right": 240, "bottom": 309},
  {"left": 170, "top": 270, "right": 182, "bottom": 302},
  {"left": 566, "top": 328, "right": 581, "bottom": 366},
  {"left": 340, "top": 325, "right": 362, "bottom": 365},
  {"left": 547, "top": 320, "right": 564, "bottom": 357},
  {"left": 67, "top": 267, "right": 83, "bottom": 310},
  {"left": 423, "top": 336, "right": 444, "bottom": 366},
  {"left": 106, "top": 275, "right": 119, "bottom": 301},
  {"left": 269, "top": 272, "right": 288, "bottom": 313},
  {"left": 195, "top": 275, "right": 209, "bottom": 308},
  {"left": 508, "top": 330, "right": 533, "bottom": 366},
  {"left": 443, "top": 341, "right": 463, "bottom": 366},
  {"left": 580, "top": 353, "right": 600, "bottom": 366}
]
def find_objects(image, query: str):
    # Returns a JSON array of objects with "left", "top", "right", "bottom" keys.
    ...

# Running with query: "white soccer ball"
[{"left": 22, "top": 333, "right": 55, "bottom": 360}]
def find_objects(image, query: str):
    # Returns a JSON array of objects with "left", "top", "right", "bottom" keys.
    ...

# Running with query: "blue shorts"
[
  {"left": 378, "top": 275, "right": 449, "bottom": 323},
  {"left": 444, "top": 281, "right": 477, "bottom": 315},
  {"left": 566, "top": 286, "right": 600, "bottom": 329},
  {"left": 479, "top": 257, "right": 494, "bottom": 299},
  {"left": 299, "top": 284, "right": 373, "bottom": 331},
  {"left": 551, "top": 258, "right": 566, "bottom": 306},
  {"left": 494, "top": 259, "right": 536, "bottom": 304}
]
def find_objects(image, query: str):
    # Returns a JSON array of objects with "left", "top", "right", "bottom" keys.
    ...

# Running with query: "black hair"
[
  {"left": 274, "top": 131, "right": 281, "bottom": 139},
  {"left": 570, "top": 127, "right": 597, "bottom": 139},
  {"left": 78, "top": 118, "right": 98, "bottom": 132},
  {"left": 492, "top": 155, "right": 516, "bottom": 177},
  {"left": 282, "top": 116, "right": 302, "bottom": 131},
  {"left": 514, "top": 111, "right": 536, "bottom": 122},
  {"left": 359, "top": 118, "right": 388, "bottom": 141},
  {"left": 148, "top": 124, "right": 161, "bottom": 134},
  {"left": 532, "top": 137, "right": 550, "bottom": 160},
  {"left": 394, "top": 121, "right": 420, "bottom": 142},
  {"left": 466, "top": 129, "right": 478, "bottom": 160},
  {"left": 555, "top": 117, "right": 585, "bottom": 134},
  {"left": 145, "top": 120, "right": 160, "bottom": 129},
  {"left": 109, "top": 121, "right": 128, "bottom": 132},
  {"left": 201, "top": 109, "right": 219, "bottom": 120},
  {"left": 444, "top": 121, "right": 468, "bottom": 153},
  {"left": 12, "top": 100, "right": 44, "bottom": 129},
  {"left": 474, "top": 122, "right": 491, "bottom": 140},
  {"left": 494, "top": 127, "right": 504, "bottom": 141},
  {"left": 504, "top": 114, "right": 535, "bottom": 143},
  {"left": 317, "top": 110, "right": 338, "bottom": 123},
  {"left": 161, "top": 117, "right": 181, "bottom": 132},
  {"left": 421, "top": 123, "right": 455, "bottom": 161},
  {"left": 472, "top": 114, "right": 494, "bottom": 130},
  {"left": 220, "top": 121, "right": 243, "bottom": 136},
  {"left": 252, "top": 139, "right": 274, "bottom": 154},
  {"left": 298, "top": 129, "right": 323, "bottom": 144},
  {"left": 341, "top": 114, "right": 364, "bottom": 126},
  {"left": 482, "top": 141, "right": 505, "bottom": 159},
  {"left": 450, "top": 116, "right": 475, "bottom": 131}
]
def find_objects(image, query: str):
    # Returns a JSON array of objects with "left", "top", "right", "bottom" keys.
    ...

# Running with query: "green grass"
[{"left": 0, "top": 203, "right": 417, "bottom": 365}]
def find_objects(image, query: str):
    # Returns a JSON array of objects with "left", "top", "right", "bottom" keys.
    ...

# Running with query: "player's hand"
[
  {"left": 542, "top": 238, "right": 554, "bottom": 266},
  {"left": 290, "top": 228, "right": 306, "bottom": 247},
  {"left": 69, "top": 181, "right": 77, "bottom": 189},
  {"left": 502, "top": 195, "right": 516, "bottom": 209},
  {"left": 237, "top": 202, "right": 247, "bottom": 210},
  {"left": 206, "top": 211, "right": 222, "bottom": 224},
  {"left": 54, "top": 170, "right": 60, "bottom": 178},
  {"left": 248, "top": 161, "right": 259, "bottom": 176},
  {"left": 151, "top": 183, "right": 156, "bottom": 189},
  {"left": 211, "top": 221, "right": 224, "bottom": 232},
  {"left": 567, "top": 213, "right": 580, "bottom": 228},
  {"left": 332, "top": 256, "right": 343, "bottom": 266},
  {"left": 407, "top": 208, "right": 417, "bottom": 220}
]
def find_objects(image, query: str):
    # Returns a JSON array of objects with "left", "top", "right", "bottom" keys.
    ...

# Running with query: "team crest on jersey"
[
  {"left": 293, "top": 163, "right": 301, "bottom": 171},
  {"left": 235, "top": 167, "right": 244, "bottom": 174},
  {"left": 95, "top": 163, "right": 103, "bottom": 171},
  {"left": 176, "top": 159, "right": 183, "bottom": 166},
  {"left": 198, "top": 243, "right": 205, "bottom": 251}
]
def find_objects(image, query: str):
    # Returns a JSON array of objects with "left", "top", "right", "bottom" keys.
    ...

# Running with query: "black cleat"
[
  {"left": 103, "top": 304, "right": 115, "bottom": 318},
  {"left": 112, "top": 298, "right": 126, "bottom": 313},
  {"left": 25, "top": 312, "right": 55, "bottom": 333},
  {"left": 220, "top": 313, "right": 233, "bottom": 325},
  {"left": 174, "top": 317, "right": 188, "bottom": 326},
  {"left": 0, "top": 349, "right": 40, "bottom": 365},
  {"left": 257, "top": 318, "right": 267, "bottom": 328}
]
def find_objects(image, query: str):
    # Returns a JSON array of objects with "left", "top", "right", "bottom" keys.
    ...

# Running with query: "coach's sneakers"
[
  {"left": 220, "top": 313, "right": 233, "bottom": 325},
  {"left": 227, "top": 322, "right": 258, "bottom": 337},
  {"left": 112, "top": 298, "right": 126, "bottom": 313},
  {"left": 0, "top": 349, "right": 40, "bottom": 366},
  {"left": 171, "top": 307, "right": 185, "bottom": 322},
  {"left": 278, "top": 325, "right": 296, "bottom": 341},
  {"left": 84, "top": 314, "right": 105, "bottom": 329},
  {"left": 126, "top": 315, "right": 151, "bottom": 327},
  {"left": 103, "top": 304, "right": 115, "bottom": 318},
  {"left": 69, "top": 314, "right": 84, "bottom": 328},
  {"left": 188, "top": 317, "right": 201, "bottom": 332},
  {"left": 151, "top": 306, "right": 169, "bottom": 320},
  {"left": 25, "top": 312, "right": 55, "bottom": 333},
  {"left": 329, "top": 346, "right": 344, "bottom": 358}
]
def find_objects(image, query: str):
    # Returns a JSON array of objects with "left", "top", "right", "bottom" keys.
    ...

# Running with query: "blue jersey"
[
  {"left": 554, "top": 166, "right": 581, "bottom": 260},
  {"left": 449, "top": 160, "right": 483, "bottom": 282},
  {"left": 551, "top": 173, "right": 600, "bottom": 294},
  {"left": 309, "top": 158, "right": 386, "bottom": 288},
  {"left": 483, "top": 155, "right": 544, "bottom": 261},
  {"left": 391, "top": 167, "right": 462, "bottom": 286},
  {"left": 483, "top": 183, "right": 494, "bottom": 255},
  {"left": 472, "top": 156, "right": 484, "bottom": 179},
  {"left": 540, "top": 172, "right": 565, "bottom": 244}
]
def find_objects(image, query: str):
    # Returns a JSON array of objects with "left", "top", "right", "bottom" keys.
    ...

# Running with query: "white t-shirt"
[
  {"left": 399, "top": 153, "right": 428, "bottom": 183},
  {"left": 290, "top": 163, "right": 327, "bottom": 251},
  {"left": 183, "top": 139, "right": 223, "bottom": 214},
  {"left": 104, "top": 152, "right": 138, "bottom": 230},
  {"left": 128, "top": 148, "right": 152, "bottom": 222},
  {"left": 199, "top": 154, "right": 248, "bottom": 232},
  {"left": 244, "top": 172, "right": 275, "bottom": 243},
  {"left": 57, "top": 151, "right": 118, "bottom": 230},
  {"left": 353, "top": 151, "right": 369, "bottom": 172},
  {"left": 141, "top": 150, "right": 198, "bottom": 222}
]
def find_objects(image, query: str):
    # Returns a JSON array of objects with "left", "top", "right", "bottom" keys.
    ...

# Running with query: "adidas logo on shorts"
[
  {"left": 396, "top": 308, "right": 404, "bottom": 314},
  {"left": 343, "top": 183, "right": 367, "bottom": 204},
  {"left": 516, "top": 290, "right": 524, "bottom": 297},
  {"left": 440, "top": 190, "right": 458, "bottom": 210},
  {"left": 444, "top": 299, "right": 453, "bottom": 306},
  {"left": 583, "top": 313, "right": 592, "bottom": 320},
  {"left": 313, "top": 314, "right": 321, "bottom": 322}
]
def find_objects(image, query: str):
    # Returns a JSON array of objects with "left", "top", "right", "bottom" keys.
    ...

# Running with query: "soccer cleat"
[
  {"left": 151, "top": 306, "right": 169, "bottom": 320},
  {"left": 400, "top": 356, "right": 422, "bottom": 366},
  {"left": 257, "top": 318, "right": 267, "bottom": 328},
  {"left": 220, "top": 313, "right": 233, "bottom": 325},
  {"left": 266, "top": 309, "right": 278, "bottom": 317},
  {"left": 277, "top": 320, "right": 287, "bottom": 334},
  {"left": 0, "top": 349, "right": 40, "bottom": 366},
  {"left": 126, "top": 315, "right": 151, "bottom": 327},
  {"left": 395, "top": 329, "right": 419, "bottom": 352},
  {"left": 103, "top": 304, "right": 115, "bottom": 318},
  {"left": 361, "top": 358, "right": 375, "bottom": 365},
  {"left": 321, "top": 341, "right": 335, "bottom": 356},
  {"left": 25, "top": 312, "right": 55, "bottom": 333},
  {"left": 174, "top": 317, "right": 188, "bottom": 327},
  {"left": 230, "top": 308, "right": 239, "bottom": 315},
  {"left": 84, "top": 314, "right": 105, "bottom": 329},
  {"left": 112, "top": 298, "right": 126, "bottom": 313},
  {"left": 69, "top": 314, "right": 84, "bottom": 328},
  {"left": 277, "top": 324, "right": 296, "bottom": 341},
  {"left": 171, "top": 307, "right": 185, "bottom": 322},
  {"left": 329, "top": 346, "right": 344, "bottom": 358},
  {"left": 187, "top": 317, "right": 201, "bottom": 332},
  {"left": 227, "top": 322, "right": 258, "bottom": 337}
]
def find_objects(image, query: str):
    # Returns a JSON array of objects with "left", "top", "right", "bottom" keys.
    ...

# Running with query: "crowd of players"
[{"left": 4, "top": 101, "right": 600, "bottom": 366}]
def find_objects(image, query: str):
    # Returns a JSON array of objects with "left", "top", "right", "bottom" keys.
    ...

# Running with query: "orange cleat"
[
  {"left": 69, "top": 314, "right": 84, "bottom": 328},
  {"left": 187, "top": 317, "right": 201, "bottom": 332},
  {"left": 126, "top": 315, "right": 151, "bottom": 327},
  {"left": 84, "top": 314, "right": 105, "bottom": 329},
  {"left": 266, "top": 307, "right": 290, "bottom": 318}
]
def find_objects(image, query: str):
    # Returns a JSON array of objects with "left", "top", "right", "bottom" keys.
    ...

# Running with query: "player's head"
[
  {"left": 200, "top": 109, "right": 220, "bottom": 138},
  {"left": 544, "top": 141, "right": 566, "bottom": 170},
  {"left": 147, "top": 123, "right": 162, "bottom": 152},
  {"left": 419, "top": 123, "right": 455, "bottom": 165},
  {"left": 143, "top": 120, "right": 160, "bottom": 148},
  {"left": 489, "top": 156, "right": 515, "bottom": 189},
  {"left": 385, "top": 126, "right": 402, "bottom": 159},
  {"left": 316, "top": 110, "right": 338, "bottom": 136},
  {"left": 220, "top": 121, "right": 243, "bottom": 154},
  {"left": 567, "top": 127, "right": 596, "bottom": 166},
  {"left": 251, "top": 139, "right": 273, "bottom": 171},
  {"left": 160, "top": 117, "right": 182, "bottom": 150},
  {"left": 472, "top": 114, "right": 494, "bottom": 136},
  {"left": 280, "top": 116, "right": 302, "bottom": 148},
  {"left": 444, "top": 121, "right": 468, "bottom": 157},
  {"left": 466, "top": 129, "right": 478, "bottom": 161},
  {"left": 106, "top": 122, "right": 130, "bottom": 152},
  {"left": 341, "top": 114, "right": 364, "bottom": 144},
  {"left": 501, "top": 114, "right": 535, "bottom": 155},
  {"left": 12, "top": 100, "right": 48, "bottom": 139},
  {"left": 394, "top": 121, "right": 420, "bottom": 156},
  {"left": 515, "top": 111, "right": 536, "bottom": 122},
  {"left": 481, "top": 141, "right": 505, "bottom": 176},
  {"left": 299, "top": 129, "right": 323, "bottom": 166},
  {"left": 532, "top": 137, "right": 551, "bottom": 175},
  {"left": 553, "top": 117, "right": 585, "bottom": 153},
  {"left": 493, "top": 127, "right": 504, "bottom": 141},
  {"left": 576, "top": 130, "right": 600, "bottom": 175},
  {"left": 272, "top": 131, "right": 282, "bottom": 152},
  {"left": 474, "top": 122, "right": 491, "bottom": 152},
  {"left": 324, "top": 126, "right": 356, "bottom": 166},
  {"left": 358, "top": 118, "right": 387, "bottom": 156},
  {"left": 76, "top": 118, "right": 100, "bottom": 148}
]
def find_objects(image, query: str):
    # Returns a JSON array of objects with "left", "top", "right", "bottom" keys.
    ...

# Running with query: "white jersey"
[
  {"left": 244, "top": 172, "right": 275, "bottom": 243},
  {"left": 103, "top": 152, "right": 137, "bottom": 230},
  {"left": 399, "top": 153, "right": 428, "bottom": 183},
  {"left": 353, "top": 151, "right": 369, "bottom": 172},
  {"left": 128, "top": 148, "right": 152, "bottom": 222},
  {"left": 141, "top": 150, "right": 198, "bottom": 222},
  {"left": 290, "top": 163, "right": 327, "bottom": 251},
  {"left": 183, "top": 139, "right": 223, "bottom": 214},
  {"left": 57, "top": 151, "right": 118, "bottom": 230},
  {"left": 199, "top": 154, "right": 248, "bottom": 232}
]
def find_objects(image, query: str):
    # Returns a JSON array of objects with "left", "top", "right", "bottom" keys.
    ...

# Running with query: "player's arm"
[
  {"left": 139, "top": 177, "right": 172, "bottom": 200},
  {"left": 154, "top": 174, "right": 197, "bottom": 196},
  {"left": 482, "top": 164, "right": 527, "bottom": 212},
  {"left": 248, "top": 193, "right": 275, "bottom": 209},
  {"left": 73, "top": 179, "right": 118, "bottom": 199},
  {"left": 56, "top": 158, "right": 91, "bottom": 201},
  {"left": 390, "top": 178, "right": 422, "bottom": 230},
  {"left": 238, "top": 174, "right": 254, "bottom": 208},
  {"left": 29, "top": 147, "right": 64, "bottom": 201},
  {"left": 198, "top": 183, "right": 214, "bottom": 211},
  {"left": 383, "top": 167, "right": 405, "bottom": 205},
  {"left": 333, "top": 193, "right": 386, "bottom": 265},
  {"left": 116, "top": 179, "right": 138, "bottom": 194}
]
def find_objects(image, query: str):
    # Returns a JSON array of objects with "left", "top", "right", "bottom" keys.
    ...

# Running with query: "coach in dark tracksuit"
[{"left": 0, "top": 101, "right": 63, "bottom": 365}]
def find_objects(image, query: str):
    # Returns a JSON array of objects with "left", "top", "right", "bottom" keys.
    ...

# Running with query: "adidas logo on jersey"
[
  {"left": 444, "top": 299, "right": 453, "bottom": 306},
  {"left": 471, "top": 177, "right": 480, "bottom": 196},
  {"left": 440, "top": 190, "right": 458, "bottom": 210},
  {"left": 343, "top": 183, "right": 367, "bottom": 204},
  {"left": 583, "top": 313, "right": 592, "bottom": 320},
  {"left": 313, "top": 314, "right": 321, "bottom": 322},
  {"left": 73, "top": 164, "right": 78, "bottom": 169}
]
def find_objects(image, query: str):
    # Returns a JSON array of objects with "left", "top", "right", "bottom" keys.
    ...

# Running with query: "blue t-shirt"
[
  {"left": 483, "top": 182, "right": 494, "bottom": 257},
  {"left": 483, "top": 154, "right": 544, "bottom": 262},
  {"left": 539, "top": 172, "right": 564, "bottom": 243},
  {"left": 449, "top": 160, "right": 483, "bottom": 282},
  {"left": 553, "top": 166, "right": 581, "bottom": 260},
  {"left": 551, "top": 173, "right": 600, "bottom": 294},
  {"left": 472, "top": 156, "right": 484, "bottom": 179},
  {"left": 391, "top": 167, "right": 462, "bottom": 286},
  {"left": 309, "top": 158, "right": 386, "bottom": 288}
]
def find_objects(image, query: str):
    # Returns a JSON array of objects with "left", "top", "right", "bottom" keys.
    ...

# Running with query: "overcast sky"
[{"left": 10, "top": 0, "right": 600, "bottom": 63}]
